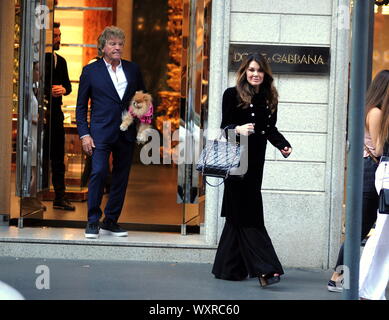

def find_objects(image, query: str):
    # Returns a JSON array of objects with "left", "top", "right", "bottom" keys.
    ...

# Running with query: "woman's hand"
[
  {"left": 280, "top": 147, "right": 292, "bottom": 158},
  {"left": 235, "top": 123, "right": 255, "bottom": 136}
]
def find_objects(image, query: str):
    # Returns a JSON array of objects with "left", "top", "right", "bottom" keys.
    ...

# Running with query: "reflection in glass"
[
  {"left": 373, "top": 4, "right": 389, "bottom": 77},
  {"left": 16, "top": 0, "right": 52, "bottom": 224},
  {"left": 177, "top": 0, "right": 211, "bottom": 233}
]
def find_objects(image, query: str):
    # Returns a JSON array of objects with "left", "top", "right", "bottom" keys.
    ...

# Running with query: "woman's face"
[{"left": 246, "top": 61, "right": 264, "bottom": 88}]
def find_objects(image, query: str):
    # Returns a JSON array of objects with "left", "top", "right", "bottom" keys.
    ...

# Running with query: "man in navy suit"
[{"left": 76, "top": 26, "right": 146, "bottom": 238}]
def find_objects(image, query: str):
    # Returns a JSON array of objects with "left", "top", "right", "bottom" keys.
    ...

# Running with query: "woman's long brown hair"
[
  {"left": 365, "top": 69, "right": 389, "bottom": 125},
  {"left": 236, "top": 53, "right": 278, "bottom": 112},
  {"left": 378, "top": 90, "right": 389, "bottom": 149}
]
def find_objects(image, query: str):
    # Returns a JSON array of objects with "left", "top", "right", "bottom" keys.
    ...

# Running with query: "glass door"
[
  {"left": 14, "top": 0, "right": 211, "bottom": 235},
  {"left": 177, "top": 0, "right": 211, "bottom": 234},
  {"left": 16, "top": 0, "right": 54, "bottom": 227},
  {"left": 130, "top": 0, "right": 210, "bottom": 234},
  {"left": 372, "top": 2, "right": 389, "bottom": 76}
]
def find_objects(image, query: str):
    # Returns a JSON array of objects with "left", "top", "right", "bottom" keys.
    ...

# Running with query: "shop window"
[{"left": 373, "top": 4, "right": 389, "bottom": 76}]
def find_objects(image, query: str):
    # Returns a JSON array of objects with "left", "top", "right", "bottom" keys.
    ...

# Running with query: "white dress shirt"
[
  {"left": 80, "top": 58, "right": 128, "bottom": 140},
  {"left": 103, "top": 58, "right": 127, "bottom": 100}
]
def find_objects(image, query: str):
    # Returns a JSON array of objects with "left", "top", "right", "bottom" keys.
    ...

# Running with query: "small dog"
[{"left": 120, "top": 91, "right": 153, "bottom": 144}]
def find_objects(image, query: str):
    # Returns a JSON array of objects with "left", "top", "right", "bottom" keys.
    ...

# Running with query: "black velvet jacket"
[
  {"left": 220, "top": 86, "right": 291, "bottom": 151},
  {"left": 219, "top": 86, "right": 291, "bottom": 227}
]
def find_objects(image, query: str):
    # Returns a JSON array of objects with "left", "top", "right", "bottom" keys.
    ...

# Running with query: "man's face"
[
  {"left": 53, "top": 27, "right": 61, "bottom": 51},
  {"left": 102, "top": 37, "right": 124, "bottom": 62}
]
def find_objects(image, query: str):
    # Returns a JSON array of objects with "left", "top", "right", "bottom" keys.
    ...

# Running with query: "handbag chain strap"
[
  {"left": 204, "top": 176, "right": 226, "bottom": 187},
  {"left": 381, "top": 162, "right": 388, "bottom": 191}
]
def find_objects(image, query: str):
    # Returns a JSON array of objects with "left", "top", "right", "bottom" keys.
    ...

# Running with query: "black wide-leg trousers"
[{"left": 212, "top": 220, "right": 284, "bottom": 281}]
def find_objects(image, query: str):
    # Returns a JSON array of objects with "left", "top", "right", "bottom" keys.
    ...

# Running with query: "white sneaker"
[{"left": 327, "top": 280, "right": 343, "bottom": 293}]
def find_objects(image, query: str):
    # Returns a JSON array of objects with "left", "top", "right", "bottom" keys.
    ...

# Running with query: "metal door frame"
[
  {"left": 178, "top": 0, "right": 211, "bottom": 235},
  {"left": 16, "top": 0, "right": 53, "bottom": 227}
]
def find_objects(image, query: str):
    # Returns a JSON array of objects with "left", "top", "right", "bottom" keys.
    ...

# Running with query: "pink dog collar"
[{"left": 130, "top": 103, "right": 153, "bottom": 124}]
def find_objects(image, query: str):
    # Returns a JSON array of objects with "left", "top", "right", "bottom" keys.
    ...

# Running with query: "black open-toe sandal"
[{"left": 258, "top": 273, "right": 280, "bottom": 288}]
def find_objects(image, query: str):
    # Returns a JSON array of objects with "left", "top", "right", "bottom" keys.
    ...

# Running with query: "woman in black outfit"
[{"left": 212, "top": 53, "right": 292, "bottom": 287}]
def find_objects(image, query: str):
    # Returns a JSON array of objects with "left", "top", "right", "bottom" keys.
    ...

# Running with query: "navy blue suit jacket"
[{"left": 76, "top": 58, "right": 146, "bottom": 144}]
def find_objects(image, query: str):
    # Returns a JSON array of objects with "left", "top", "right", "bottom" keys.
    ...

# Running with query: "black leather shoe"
[{"left": 53, "top": 199, "right": 75, "bottom": 211}]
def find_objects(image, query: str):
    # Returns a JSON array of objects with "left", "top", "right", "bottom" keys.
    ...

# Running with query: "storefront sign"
[{"left": 229, "top": 44, "right": 330, "bottom": 75}]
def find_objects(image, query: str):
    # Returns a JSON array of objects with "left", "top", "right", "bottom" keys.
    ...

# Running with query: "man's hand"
[
  {"left": 52, "top": 85, "right": 66, "bottom": 97},
  {"left": 81, "top": 136, "right": 95, "bottom": 156}
]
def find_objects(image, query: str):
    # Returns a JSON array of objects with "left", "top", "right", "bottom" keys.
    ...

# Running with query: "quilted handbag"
[
  {"left": 378, "top": 159, "right": 389, "bottom": 214},
  {"left": 196, "top": 131, "right": 246, "bottom": 187},
  {"left": 378, "top": 189, "right": 389, "bottom": 214}
]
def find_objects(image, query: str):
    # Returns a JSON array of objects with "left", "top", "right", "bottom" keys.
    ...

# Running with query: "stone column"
[
  {"left": 0, "top": 0, "right": 15, "bottom": 220},
  {"left": 205, "top": 0, "right": 231, "bottom": 245},
  {"left": 327, "top": 0, "right": 351, "bottom": 269},
  {"left": 116, "top": 0, "right": 133, "bottom": 61}
]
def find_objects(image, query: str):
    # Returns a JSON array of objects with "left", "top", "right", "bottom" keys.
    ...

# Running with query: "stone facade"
[
  {"left": 0, "top": 0, "right": 351, "bottom": 268},
  {"left": 205, "top": 0, "right": 350, "bottom": 268}
]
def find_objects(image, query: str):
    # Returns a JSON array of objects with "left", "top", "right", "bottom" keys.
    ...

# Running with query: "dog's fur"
[{"left": 120, "top": 91, "right": 153, "bottom": 143}]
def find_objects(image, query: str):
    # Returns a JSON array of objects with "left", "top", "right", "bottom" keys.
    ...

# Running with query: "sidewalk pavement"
[{"left": 0, "top": 257, "right": 347, "bottom": 300}]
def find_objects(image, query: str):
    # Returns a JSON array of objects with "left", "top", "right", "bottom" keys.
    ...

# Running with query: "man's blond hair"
[{"left": 97, "top": 26, "right": 125, "bottom": 57}]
